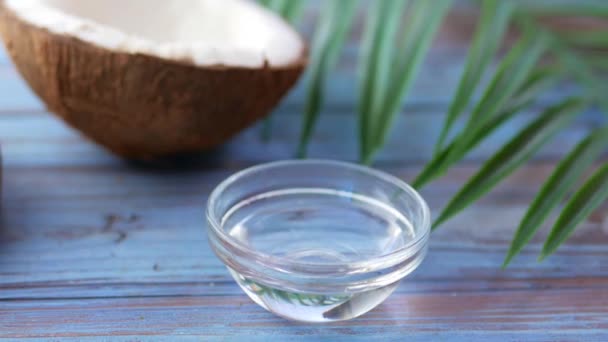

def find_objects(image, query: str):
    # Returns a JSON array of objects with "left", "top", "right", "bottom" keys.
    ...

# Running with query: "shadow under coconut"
[{"left": 122, "top": 145, "right": 237, "bottom": 173}]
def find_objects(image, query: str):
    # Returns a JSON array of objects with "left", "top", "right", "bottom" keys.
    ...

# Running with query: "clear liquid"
[{"left": 222, "top": 188, "right": 415, "bottom": 322}]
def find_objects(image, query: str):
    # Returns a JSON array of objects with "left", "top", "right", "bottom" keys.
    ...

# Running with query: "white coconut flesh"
[{"left": 4, "top": 0, "right": 305, "bottom": 68}]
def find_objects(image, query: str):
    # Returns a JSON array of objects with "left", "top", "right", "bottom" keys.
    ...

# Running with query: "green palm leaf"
[
  {"left": 363, "top": 0, "right": 452, "bottom": 164},
  {"left": 516, "top": 0, "right": 608, "bottom": 17},
  {"left": 541, "top": 162, "right": 608, "bottom": 260},
  {"left": 442, "top": 29, "right": 550, "bottom": 172},
  {"left": 358, "top": 0, "right": 408, "bottom": 160},
  {"left": 259, "top": 0, "right": 306, "bottom": 141},
  {"left": 515, "top": 15, "right": 608, "bottom": 114},
  {"left": 588, "top": 54, "right": 608, "bottom": 71},
  {"left": 433, "top": 98, "right": 586, "bottom": 229},
  {"left": 260, "top": 0, "right": 303, "bottom": 17},
  {"left": 563, "top": 31, "right": 608, "bottom": 48},
  {"left": 504, "top": 126, "right": 608, "bottom": 266},
  {"left": 296, "top": 0, "right": 358, "bottom": 158},
  {"left": 414, "top": 66, "right": 561, "bottom": 188},
  {"left": 281, "top": 0, "right": 305, "bottom": 22},
  {"left": 260, "top": 1, "right": 608, "bottom": 265},
  {"left": 553, "top": 44, "right": 608, "bottom": 115},
  {"left": 435, "top": 0, "right": 514, "bottom": 154}
]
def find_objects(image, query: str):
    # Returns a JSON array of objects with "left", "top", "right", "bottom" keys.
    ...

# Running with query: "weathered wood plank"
[
  {"left": 1, "top": 289, "right": 607, "bottom": 340},
  {"left": 4, "top": 334, "right": 607, "bottom": 342},
  {"left": 0, "top": 1, "right": 606, "bottom": 339},
  {"left": 0, "top": 163, "right": 606, "bottom": 288}
]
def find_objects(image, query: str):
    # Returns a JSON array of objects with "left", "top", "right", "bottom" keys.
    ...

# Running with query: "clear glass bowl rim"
[{"left": 206, "top": 159, "right": 431, "bottom": 274}]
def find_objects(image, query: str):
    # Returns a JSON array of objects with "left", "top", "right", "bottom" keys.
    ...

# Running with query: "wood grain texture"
[
  {"left": 1, "top": 162, "right": 607, "bottom": 340},
  {"left": 0, "top": 3, "right": 607, "bottom": 341}
]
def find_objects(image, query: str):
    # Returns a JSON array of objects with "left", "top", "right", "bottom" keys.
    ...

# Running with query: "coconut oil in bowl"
[{"left": 207, "top": 160, "right": 430, "bottom": 323}]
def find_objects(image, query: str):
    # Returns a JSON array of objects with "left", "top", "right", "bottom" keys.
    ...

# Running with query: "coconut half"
[{"left": 0, "top": 0, "right": 307, "bottom": 158}]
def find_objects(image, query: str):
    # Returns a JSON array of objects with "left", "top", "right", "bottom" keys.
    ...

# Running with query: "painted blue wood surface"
[{"left": 0, "top": 5, "right": 607, "bottom": 341}]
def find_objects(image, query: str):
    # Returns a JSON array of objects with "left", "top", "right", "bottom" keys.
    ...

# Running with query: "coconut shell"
[{"left": 0, "top": 2, "right": 306, "bottom": 159}]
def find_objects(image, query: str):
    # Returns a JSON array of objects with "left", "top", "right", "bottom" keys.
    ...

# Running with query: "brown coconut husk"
[{"left": 0, "top": 2, "right": 307, "bottom": 159}]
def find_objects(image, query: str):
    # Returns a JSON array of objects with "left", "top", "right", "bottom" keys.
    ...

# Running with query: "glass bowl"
[{"left": 206, "top": 160, "right": 430, "bottom": 323}]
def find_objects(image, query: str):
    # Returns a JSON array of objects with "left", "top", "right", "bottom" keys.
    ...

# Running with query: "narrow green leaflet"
[
  {"left": 435, "top": 0, "right": 514, "bottom": 154},
  {"left": 553, "top": 42, "right": 608, "bottom": 115},
  {"left": 265, "top": 0, "right": 290, "bottom": 12},
  {"left": 297, "top": 0, "right": 358, "bottom": 157},
  {"left": 588, "top": 54, "right": 608, "bottom": 72},
  {"left": 442, "top": 29, "right": 549, "bottom": 172},
  {"left": 505, "top": 66, "right": 563, "bottom": 110},
  {"left": 517, "top": 15, "right": 608, "bottom": 115},
  {"left": 365, "top": 0, "right": 452, "bottom": 163},
  {"left": 265, "top": 0, "right": 306, "bottom": 23},
  {"left": 358, "top": 0, "right": 408, "bottom": 161},
  {"left": 283, "top": 0, "right": 306, "bottom": 23},
  {"left": 433, "top": 98, "right": 586, "bottom": 229},
  {"left": 541, "top": 162, "right": 608, "bottom": 259},
  {"left": 563, "top": 30, "right": 608, "bottom": 48},
  {"left": 253, "top": 1, "right": 608, "bottom": 263},
  {"left": 414, "top": 66, "right": 561, "bottom": 188},
  {"left": 504, "top": 125, "right": 608, "bottom": 267},
  {"left": 259, "top": 0, "right": 306, "bottom": 141},
  {"left": 514, "top": 0, "right": 608, "bottom": 17}
]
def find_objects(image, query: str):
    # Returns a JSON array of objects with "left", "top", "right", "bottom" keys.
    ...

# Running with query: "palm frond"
[
  {"left": 358, "top": 0, "right": 408, "bottom": 160},
  {"left": 260, "top": 0, "right": 304, "bottom": 18},
  {"left": 553, "top": 44, "right": 608, "bottom": 114},
  {"left": 296, "top": 0, "right": 358, "bottom": 158},
  {"left": 363, "top": 0, "right": 452, "bottom": 164},
  {"left": 505, "top": 125, "right": 608, "bottom": 266},
  {"left": 414, "top": 64, "right": 562, "bottom": 189},
  {"left": 563, "top": 31, "right": 608, "bottom": 48},
  {"left": 435, "top": 0, "right": 514, "bottom": 154},
  {"left": 515, "top": 0, "right": 608, "bottom": 17},
  {"left": 281, "top": 0, "right": 306, "bottom": 22},
  {"left": 414, "top": 31, "right": 551, "bottom": 188},
  {"left": 262, "top": 1, "right": 608, "bottom": 265},
  {"left": 541, "top": 162, "right": 608, "bottom": 260},
  {"left": 516, "top": 14, "right": 608, "bottom": 114},
  {"left": 433, "top": 98, "right": 586, "bottom": 229},
  {"left": 441, "top": 28, "right": 550, "bottom": 172},
  {"left": 587, "top": 54, "right": 608, "bottom": 71},
  {"left": 258, "top": 0, "right": 306, "bottom": 141}
]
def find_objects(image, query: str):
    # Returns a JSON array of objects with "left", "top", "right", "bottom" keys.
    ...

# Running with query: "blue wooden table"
[{"left": 1, "top": 6, "right": 607, "bottom": 341}]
